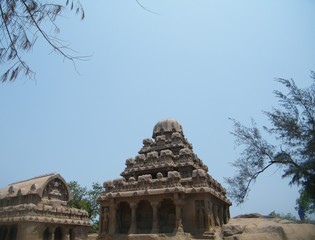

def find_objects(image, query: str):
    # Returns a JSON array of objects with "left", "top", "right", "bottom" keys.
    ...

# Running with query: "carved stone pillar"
[
  {"left": 208, "top": 201, "right": 215, "bottom": 227},
  {"left": 128, "top": 202, "right": 137, "bottom": 234},
  {"left": 174, "top": 200, "right": 184, "bottom": 233},
  {"left": 150, "top": 201, "right": 160, "bottom": 233},
  {"left": 219, "top": 205, "right": 224, "bottom": 226},
  {"left": 224, "top": 206, "right": 230, "bottom": 224},
  {"left": 5, "top": 226, "right": 10, "bottom": 240},
  {"left": 49, "top": 227, "right": 56, "bottom": 240},
  {"left": 65, "top": 233, "right": 70, "bottom": 240},
  {"left": 99, "top": 207, "right": 104, "bottom": 236},
  {"left": 100, "top": 206, "right": 110, "bottom": 235},
  {"left": 108, "top": 203, "right": 117, "bottom": 234},
  {"left": 213, "top": 204, "right": 220, "bottom": 226},
  {"left": 62, "top": 227, "right": 70, "bottom": 240}
]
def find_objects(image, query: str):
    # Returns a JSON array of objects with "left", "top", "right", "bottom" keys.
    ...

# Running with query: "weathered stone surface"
[
  {"left": 223, "top": 215, "right": 315, "bottom": 240},
  {"left": 0, "top": 173, "right": 89, "bottom": 240},
  {"left": 223, "top": 224, "right": 244, "bottom": 236},
  {"left": 98, "top": 119, "right": 231, "bottom": 239}
]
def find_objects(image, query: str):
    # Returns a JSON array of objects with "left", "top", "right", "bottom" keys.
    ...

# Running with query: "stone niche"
[
  {"left": 0, "top": 173, "right": 89, "bottom": 240},
  {"left": 98, "top": 119, "right": 231, "bottom": 239}
]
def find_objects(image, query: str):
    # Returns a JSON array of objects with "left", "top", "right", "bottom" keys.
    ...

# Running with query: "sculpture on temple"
[
  {"left": 0, "top": 173, "right": 89, "bottom": 240},
  {"left": 98, "top": 119, "right": 231, "bottom": 239}
]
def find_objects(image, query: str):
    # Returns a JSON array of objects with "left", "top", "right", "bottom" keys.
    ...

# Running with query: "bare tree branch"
[
  {"left": 226, "top": 76, "right": 315, "bottom": 208},
  {"left": 0, "top": 0, "right": 85, "bottom": 82},
  {"left": 136, "top": 0, "right": 159, "bottom": 15}
]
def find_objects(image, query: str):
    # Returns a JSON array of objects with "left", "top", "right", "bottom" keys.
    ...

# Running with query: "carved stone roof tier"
[
  {"left": 103, "top": 119, "right": 231, "bottom": 205},
  {"left": 0, "top": 173, "right": 90, "bottom": 227},
  {"left": 0, "top": 204, "right": 89, "bottom": 226}
]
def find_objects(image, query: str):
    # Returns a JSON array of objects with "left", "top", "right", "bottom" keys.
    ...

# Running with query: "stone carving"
[
  {"left": 146, "top": 151, "right": 158, "bottom": 165},
  {"left": 157, "top": 172, "right": 163, "bottom": 179},
  {"left": 143, "top": 138, "right": 153, "bottom": 149},
  {"left": 0, "top": 173, "right": 89, "bottom": 240},
  {"left": 138, "top": 174, "right": 152, "bottom": 183},
  {"left": 195, "top": 200, "right": 207, "bottom": 230},
  {"left": 172, "top": 132, "right": 183, "bottom": 144},
  {"left": 128, "top": 177, "right": 136, "bottom": 183},
  {"left": 125, "top": 158, "right": 135, "bottom": 168},
  {"left": 104, "top": 181, "right": 114, "bottom": 192},
  {"left": 101, "top": 207, "right": 110, "bottom": 234},
  {"left": 98, "top": 119, "right": 231, "bottom": 239},
  {"left": 156, "top": 135, "right": 166, "bottom": 146},
  {"left": 135, "top": 154, "right": 146, "bottom": 167}
]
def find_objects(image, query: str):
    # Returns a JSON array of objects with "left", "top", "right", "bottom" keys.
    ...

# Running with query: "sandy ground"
[{"left": 88, "top": 233, "right": 98, "bottom": 240}]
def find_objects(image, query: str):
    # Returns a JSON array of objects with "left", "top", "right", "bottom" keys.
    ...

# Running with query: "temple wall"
[
  {"left": 99, "top": 195, "right": 227, "bottom": 237},
  {"left": 0, "top": 222, "right": 88, "bottom": 240},
  {"left": 0, "top": 174, "right": 89, "bottom": 240},
  {"left": 18, "top": 222, "right": 43, "bottom": 240},
  {"left": 180, "top": 195, "right": 229, "bottom": 234},
  {"left": 181, "top": 197, "right": 195, "bottom": 233}
]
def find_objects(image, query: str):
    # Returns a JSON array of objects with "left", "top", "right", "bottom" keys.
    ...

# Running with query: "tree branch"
[
  {"left": 136, "top": 0, "right": 159, "bottom": 15},
  {"left": 20, "top": 0, "right": 74, "bottom": 61},
  {"left": 0, "top": 2, "right": 31, "bottom": 81},
  {"left": 242, "top": 161, "right": 275, "bottom": 200}
]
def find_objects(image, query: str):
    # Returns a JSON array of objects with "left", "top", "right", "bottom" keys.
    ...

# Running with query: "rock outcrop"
[
  {"left": 88, "top": 214, "right": 315, "bottom": 240},
  {"left": 223, "top": 214, "right": 315, "bottom": 240}
]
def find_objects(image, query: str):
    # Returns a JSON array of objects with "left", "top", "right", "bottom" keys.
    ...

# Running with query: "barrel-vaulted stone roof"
[
  {"left": 0, "top": 173, "right": 89, "bottom": 229},
  {"left": 0, "top": 173, "right": 70, "bottom": 201}
]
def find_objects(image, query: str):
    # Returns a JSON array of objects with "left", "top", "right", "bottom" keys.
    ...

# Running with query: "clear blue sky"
[{"left": 1, "top": 0, "right": 314, "bottom": 218}]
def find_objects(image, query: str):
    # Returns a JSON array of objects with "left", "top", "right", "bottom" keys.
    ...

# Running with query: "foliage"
[
  {"left": 87, "top": 182, "right": 103, "bottom": 223},
  {"left": 268, "top": 211, "right": 298, "bottom": 222},
  {"left": 68, "top": 181, "right": 103, "bottom": 230},
  {"left": 226, "top": 73, "right": 315, "bottom": 219},
  {"left": 295, "top": 188, "right": 315, "bottom": 221},
  {"left": 0, "top": 0, "right": 84, "bottom": 82}
]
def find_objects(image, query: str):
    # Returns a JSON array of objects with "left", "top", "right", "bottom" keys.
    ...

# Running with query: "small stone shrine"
[
  {"left": 98, "top": 119, "right": 231, "bottom": 239},
  {"left": 0, "top": 173, "right": 89, "bottom": 240}
]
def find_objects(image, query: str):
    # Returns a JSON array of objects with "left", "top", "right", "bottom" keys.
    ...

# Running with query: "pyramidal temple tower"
[{"left": 98, "top": 119, "right": 231, "bottom": 239}]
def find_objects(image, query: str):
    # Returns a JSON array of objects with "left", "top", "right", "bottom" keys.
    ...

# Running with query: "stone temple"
[
  {"left": 98, "top": 119, "right": 231, "bottom": 239},
  {"left": 0, "top": 173, "right": 89, "bottom": 240}
]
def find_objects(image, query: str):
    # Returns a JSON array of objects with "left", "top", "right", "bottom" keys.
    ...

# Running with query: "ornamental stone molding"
[
  {"left": 0, "top": 173, "right": 89, "bottom": 240},
  {"left": 98, "top": 119, "right": 231, "bottom": 239}
]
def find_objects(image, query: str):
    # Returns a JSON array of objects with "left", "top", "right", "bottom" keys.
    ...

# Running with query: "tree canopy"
[
  {"left": 68, "top": 181, "right": 103, "bottom": 230},
  {"left": 0, "top": 0, "right": 84, "bottom": 82},
  {"left": 226, "top": 73, "right": 315, "bottom": 219}
]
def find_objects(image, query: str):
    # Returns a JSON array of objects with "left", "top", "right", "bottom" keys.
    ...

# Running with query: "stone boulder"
[{"left": 223, "top": 214, "right": 315, "bottom": 240}]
